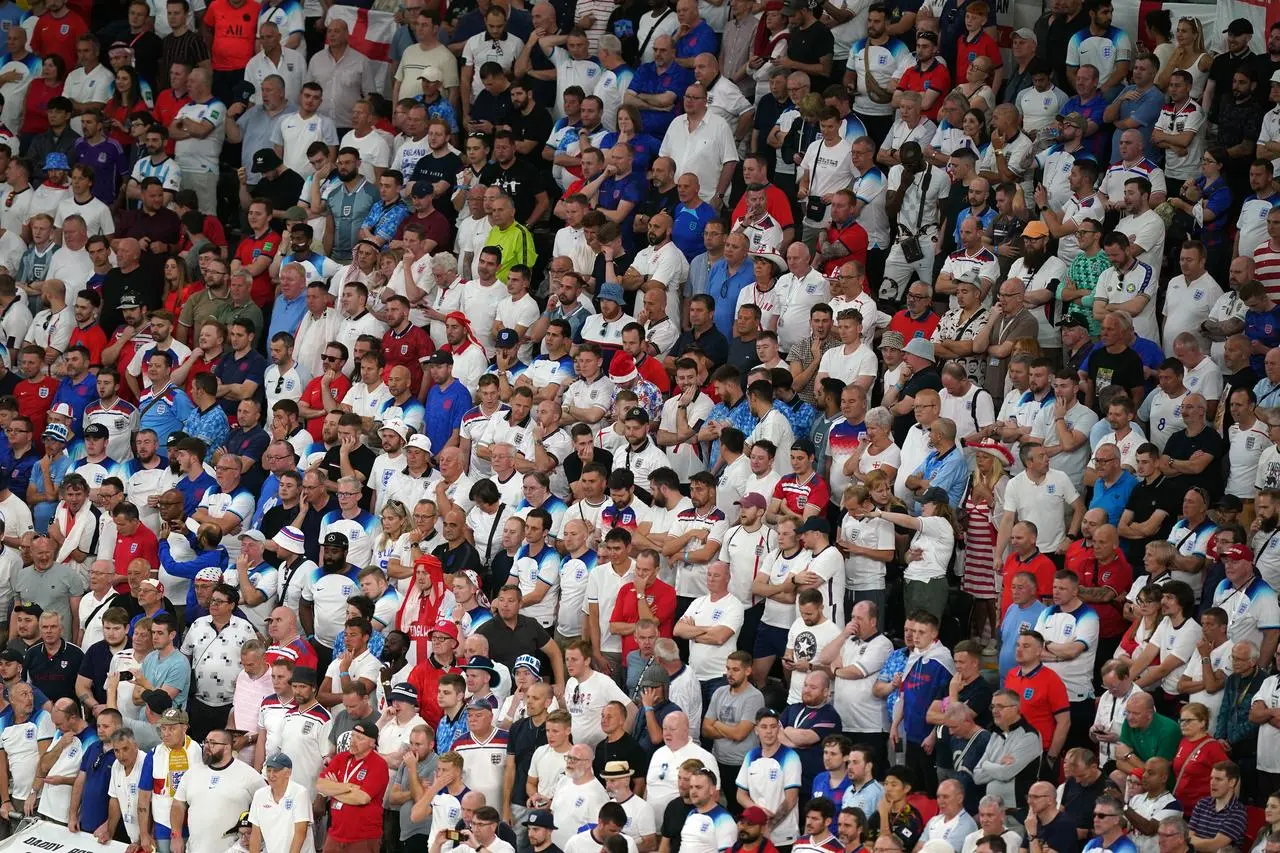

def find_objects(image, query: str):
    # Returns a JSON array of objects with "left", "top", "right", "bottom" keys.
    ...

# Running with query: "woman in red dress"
[
  {"left": 960, "top": 440, "right": 1011, "bottom": 652},
  {"left": 1172, "top": 701, "right": 1229, "bottom": 811}
]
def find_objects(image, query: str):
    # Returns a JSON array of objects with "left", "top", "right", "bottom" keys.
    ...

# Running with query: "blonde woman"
[
  {"left": 1154, "top": 16, "right": 1212, "bottom": 99},
  {"left": 962, "top": 440, "right": 1012, "bottom": 651},
  {"left": 374, "top": 499, "right": 412, "bottom": 579},
  {"left": 850, "top": 406, "right": 901, "bottom": 486}
]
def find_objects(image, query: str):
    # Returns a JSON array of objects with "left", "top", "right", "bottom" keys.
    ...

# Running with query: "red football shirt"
[
  {"left": 234, "top": 228, "right": 281, "bottom": 308},
  {"left": 1071, "top": 547, "right": 1133, "bottom": 639},
  {"left": 610, "top": 578, "right": 677, "bottom": 657},
  {"left": 1003, "top": 664, "right": 1069, "bottom": 750},
  {"left": 300, "top": 374, "right": 351, "bottom": 440},
  {"left": 32, "top": 11, "right": 88, "bottom": 71},
  {"left": 820, "top": 220, "right": 869, "bottom": 276},
  {"left": 69, "top": 324, "right": 108, "bottom": 367},
  {"left": 321, "top": 751, "right": 389, "bottom": 842},
  {"left": 114, "top": 526, "right": 160, "bottom": 576},
  {"left": 896, "top": 62, "right": 953, "bottom": 121},
  {"left": 888, "top": 308, "right": 941, "bottom": 343},
  {"left": 954, "top": 32, "right": 1003, "bottom": 83},
  {"left": 381, "top": 325, "right": 434, "bottom": 391},
  {"left": 999, "top": 550, "right": 1056, "bottom": 617},
  {"left": 731, "top": 184, "right": 796, "bottom": 229},
  {"left": 153, "top": 91, "right": 192, "bottom": 156},
  {"left": 14, "top": 377, "right": 59, "bottom": 435},
  {"left": 772, "top": 472, "right": 831, "bottom": 518}
]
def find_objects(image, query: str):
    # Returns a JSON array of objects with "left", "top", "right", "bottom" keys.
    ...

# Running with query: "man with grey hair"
[
  {"left": 595, "top": 34, "right": 632, "bottom": 130},
  {"left": 243, "top": 26, "right": 305, "bottom": 104},
  {"left": 549, "top": 743, "right": 609, "bottom": 848},
  {"left": 960, "top": 795, "right": 1021, "bottom": 853},
  {"left": 972, "top": 688, "right": 1042, "bottom": 806},
  {"left": 653, "top": 637, "right": 701, "bottom": 726},
  {"left": 920, "top": 779, "right": 978, "bottom": 852},
  {"left": 1156, "top": 816, "right": 1192, "bottom": 853}
]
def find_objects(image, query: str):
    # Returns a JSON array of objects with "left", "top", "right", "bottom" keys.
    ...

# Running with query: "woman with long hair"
[
  {"left": 161, "top": 256, "right": 197, "bottom": 315},
  {"left": 21, "top": 55, "right": 66, "bottom": 141},
  {"left": 599, "top": 104, "right": 662, "bottom": 174},
  {"left": 1250, "top": 792, "right": 1280, "bottom": 853},
  {"left": 1129, "top": 580, "right": 1201, "bottom": 716},
  {"left": 1145, "top": 10, "right": 1174, "bottom": 69},
  {"left": 373, "top": 499, "right": 411, "bottom": 579},
  {"left": 104, "top": 65, "right": 146, "bottom": 146},
  {"left": 958, "top": 108, "right": 990, "bottom": 159},
  {"left": 1154, "top": 15, "right": 1212, "bottom": 98},
  {"left": 1171, "top": 700, "right": 1229, "bottom": 811},
  {"left": 961, "top": 440, "right": 1011, "bottom": 652}
]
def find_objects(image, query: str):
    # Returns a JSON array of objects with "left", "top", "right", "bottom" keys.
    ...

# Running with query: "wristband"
[{"left": 340, "top": 671, "right": 350, "bottom": 678}]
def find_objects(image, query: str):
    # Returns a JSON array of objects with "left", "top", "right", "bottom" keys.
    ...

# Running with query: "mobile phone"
[
  {"left": 445, "top": 830, "right": 466, "bottom": 843},
  {"left": 119, "top": 671, "right": 134, "bottom": 682}
]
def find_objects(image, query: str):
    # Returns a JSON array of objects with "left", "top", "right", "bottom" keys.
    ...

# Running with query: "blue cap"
[
  {"left": 598, "top": 281, "right": 625, "bottom": 305},
  {"left": 411, "top": 181, "right": 432, "bottom": 198},
  {"left": 42, "top": 423, "right": 71, "bottom": 443},
  {"left": 264, "top": 753, "right": 293, "bottom": 770},
  {"left": 496, "top": 328, "right": 519, "bottom": 349},
  {"left": 43, "top": 152, "right": 69, "bottom": 171}
]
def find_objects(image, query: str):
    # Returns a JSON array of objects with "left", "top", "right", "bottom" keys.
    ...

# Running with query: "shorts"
[{"left": 753, "top": 622, "right": 790, "bottom": 659}]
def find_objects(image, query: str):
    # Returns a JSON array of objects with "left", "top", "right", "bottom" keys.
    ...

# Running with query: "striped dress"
[{"left": 961, "top": 475, "right": 1006, "bottom": 600}]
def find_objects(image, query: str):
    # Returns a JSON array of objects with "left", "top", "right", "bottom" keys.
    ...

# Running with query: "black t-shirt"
[
  {"left": 1164, "top": 426, "right": 1226, "bottom": 498},
  {"left": 1220, "top": 366, "right": 1259, "bottom": 434},
  {"left": 507, "top": 716, "right": 547, "bottom": 806},
  {"left": 320, "top": 444, "right": 377, "bottom": 509},
  {"left": 433, "top": 540, "right": 484, "bottom": 578},
  {"left": 256, "top": 170, "right": 307, "bottom": 226},
  {"left": 892, "top": 366, "right": 943, "bottom": 445},
  {"left": 1086, "top": 347, "right": 1145, "bottom": 411},
  {"left": 593, "top": 732, "right": 651, "bottom": 781},
  {"left": 564, "top": 449, "right": 614, "bottom": 492},
  {"left": 477, "top": 614, "right": 552, "bottom": 671},
  {"left": 410, "top": 150, "right": 465, "bottom": 222},
  {"left": 507, "top": 105, "right": 555, "bottom": 171},
  {"left": 1036, "top": 811, "right": 1083, "bottom": 853},
  {"left": 471, "top": 88, "right": 515, "bottom": 132},
  {"left": 260, "top": 501, "right": 300, "bottom": 566},
  {"left": 592, "top": 250, "right": 636, "bottom": 298},
  {"left": 662, "top": 797, "right": 691, "bottom": 852},
  {"left": 100, "top": 267, "right": 154, "bottom": 335},
  {"left": 725, "top": 336, "right": 761, "bottom": 380},
  {"left": 637, "top": 183, "right": 679, "bottom": 220},
  {"left": 1124, "top": 475, "right": 1178, "bottom": 559},
  {"left": 1060, "top": 775, "right": 1108, "bottom": 835},
  {"left": 479, "top": 159, "right": 545, "bottom": 224},
  {"left": 787, "top": 22, "right": 835, "bottom": 91}
]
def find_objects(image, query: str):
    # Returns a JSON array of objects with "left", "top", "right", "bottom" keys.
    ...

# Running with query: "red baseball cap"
[
  {"left": 1224, "top": 543, "right": 1254, "bottom": 562},
  {"left": 430, "top": 619, "right": 460, "bottom": 643}
]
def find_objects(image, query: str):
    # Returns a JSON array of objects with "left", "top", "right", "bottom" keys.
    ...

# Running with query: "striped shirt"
[
  {"left": 1187, "top": 795, "right": 1246, "bottom": 847},
  {"left": 1253, "top": 239, "right": 1280, "bottom": 302}
]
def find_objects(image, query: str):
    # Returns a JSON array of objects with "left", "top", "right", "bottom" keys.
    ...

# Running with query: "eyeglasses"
[
  {"left": 338, "top": 491, "right": 361, "bottom": 497},
  {"left": 322, "top": 354, "right": 342, "bottom": 363},
  {"left": 211, "top": 598, "right": 232, "bottom": 606},
  {"left": 906, "top": 292, "right": 929, "bottom": 300},
  {"left": 1093, "top": 813, "right": 1119, "bottom": 820},
  {"left": 1179, "top": 717, "right": 1199, "bottom": 724}
]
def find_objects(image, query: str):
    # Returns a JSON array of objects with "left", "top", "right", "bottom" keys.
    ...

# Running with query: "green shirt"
[
  {"left": 1066, "top": 249, "right": 1110, "bottom": 336},
  {"left": 1120, "top": 711, "right": 1181, "bottom": 761}
]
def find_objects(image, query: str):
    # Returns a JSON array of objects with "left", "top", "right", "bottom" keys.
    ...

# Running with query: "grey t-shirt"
[
  {"left": 14, "top": 562, "right": 87, "bottom": 633},
  {"left": 329, "top": 709, "right": 380, "bottom": 751},
  {"left": 706, "top": 683, "right": 765, "bottom": 766},
  {"left": 1033, "top": 400, "right": 1100, "bottom": 490},
  {"left": 389, "top": 753, "right": 439, "bottom": 840}
]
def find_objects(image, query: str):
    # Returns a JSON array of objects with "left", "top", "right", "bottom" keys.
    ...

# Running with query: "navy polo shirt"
[
  {"left": 212, "top": 348, "right": 268, "bottom": 417},
  {"left": 224, "top": 425, "right": 271, "bottom": 491},
  {"left": 25, "top": 639, "right": 86, "bottom": 703},
  {"left": 78, "top": 739, "right": 116, "bottom": 831}
]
